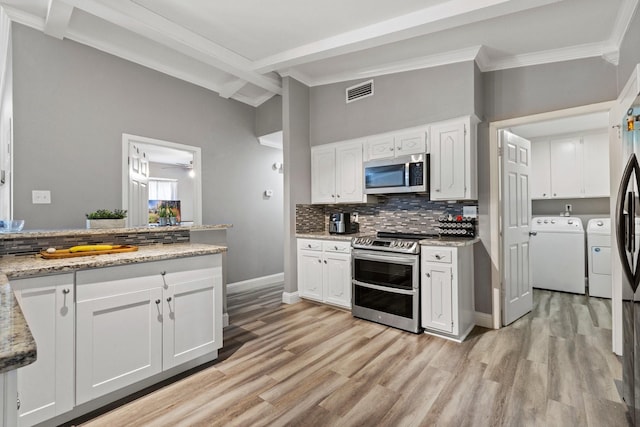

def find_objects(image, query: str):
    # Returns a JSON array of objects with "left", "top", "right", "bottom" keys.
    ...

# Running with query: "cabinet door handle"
[
  {"left": 62, "top": 288, "right": 70, "bottom": 294},
  {"left": 336, "top": 194, "right": 340, "bottom": 198},
  {"left": 435, "top": 189, "right": 440, "bottom": 192},
  {"left": 426, "top": 273, "right": 431, "bottom": 278},
  {"left": 334, "top": 246, "right": 338, "bottom": 250},
  {"left": 318, "top": 259, "right": 322, "bottom": 263},
  {"left": 397, "top": 146, "right": 402, "bottom": 150},
  {"left": 389, "top": 147, "right": 394, "bottom": 151},
  {"left": 167, "top": 297, "right": 172, "bottom": 302},
  {"left": 17, "top": 395, "right": 20, "bottom": 410},
  {"left": 324, "top": 260, "right": 327, "bottom": 264},
  {"left": 155, "top": 299, "right": 161, "bottom": 305},
  {"left": 161, "top": 271, "right": 166, "bottom": 276},
  {"left": 331, "top": 194, "right": 335, "bottom": 198},
  {"left": 307, "top": 244, "right": 312, "bottom": 248},
  {"left": 553, "top": 193, "right": 557, "bottom": 196},
  {"left": 435, "top": 254, "right": 442, "bottom": 260}
]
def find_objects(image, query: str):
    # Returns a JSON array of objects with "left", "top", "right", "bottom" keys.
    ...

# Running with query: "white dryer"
[
  {"left": 587, "top": 218, "right": 611, "bottom": 299},
  {"left": 531, "top": 216, "right": 585, "bottom": 294}
]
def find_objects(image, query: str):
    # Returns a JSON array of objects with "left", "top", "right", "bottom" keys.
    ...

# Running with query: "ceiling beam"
[
  {"left": 63, "top": 0, "right": 281, "bottom": 95},
  {"left": 218, "top": 79, "right": 246, "bottom": 99},
  {"left": 44, "top": 0, "right": 74, "bottom": 40},
  {"left": 252, "top": 0, "right": 563, "bottom": 74}
]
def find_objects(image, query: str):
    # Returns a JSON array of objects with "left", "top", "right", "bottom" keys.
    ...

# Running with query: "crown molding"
[
  {"left": 481, "top": 42, "right": 606, "bottom": 72},
  {"left": 44, "top": 0, "right": 73, "bottom": 40},
  {"left": 278, "top": 68, "right": 314, "bottom": 87},
  {"left": 609, "top": 0, "right": 639, "bottom": 48}
]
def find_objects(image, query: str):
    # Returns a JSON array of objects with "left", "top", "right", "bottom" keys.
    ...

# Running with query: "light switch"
[{"left": 32, "top": 190, "right": 51, "bottom": 204}]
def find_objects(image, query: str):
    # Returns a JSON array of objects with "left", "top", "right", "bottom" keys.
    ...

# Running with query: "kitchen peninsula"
[{"left": 0, "top": 225, "right": 229, "bottom": 427}]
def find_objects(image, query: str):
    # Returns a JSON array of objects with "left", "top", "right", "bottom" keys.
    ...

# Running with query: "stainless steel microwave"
[{"left": 363, "top": 154, "right": 429, "bottom": 195}]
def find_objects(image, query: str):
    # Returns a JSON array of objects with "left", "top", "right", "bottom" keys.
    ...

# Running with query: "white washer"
[
  {"left": 587, "top": 218, "right": 611, "bottom": 299},
  {"left": 531, "top": 216, "right": 585, "bottom": 294}
]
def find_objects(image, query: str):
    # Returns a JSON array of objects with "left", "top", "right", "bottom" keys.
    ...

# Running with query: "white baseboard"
[
  {"left": 475, "top": 311, "right": 494, "bottom": 329},
  {"left": 222, "top": 312, "right": 229, "bottom": 328},
  {"left": 227, "top": 272, "right": 284, "bottom": 294},
  {"left": 282, "top": 291, "right": 301, "bottom": 304}
]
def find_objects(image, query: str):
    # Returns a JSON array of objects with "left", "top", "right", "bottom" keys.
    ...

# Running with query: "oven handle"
[
  {"left": 353, "top": 280, "right": 416, "bottom": 295},
  {"left": 352, "top": 251, "right": 418, "bottom": 265}
]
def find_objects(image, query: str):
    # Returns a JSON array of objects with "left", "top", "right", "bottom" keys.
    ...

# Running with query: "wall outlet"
[{"left": 32, "top": 190, "right": 51, "bottom": 204}]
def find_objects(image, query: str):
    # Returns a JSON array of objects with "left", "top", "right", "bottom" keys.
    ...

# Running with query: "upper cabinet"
[
  {"left": 312, "top": 139, "right": 371, "bottom": 204},
  {"left": 430, "top": 116, "right": 479, "bottom": 201},
  {"left": 531, "top": 130, "right": 609, "bottom": 199},
  {"left": 364, "top": 127, "right": 427, "bottom": 161}
]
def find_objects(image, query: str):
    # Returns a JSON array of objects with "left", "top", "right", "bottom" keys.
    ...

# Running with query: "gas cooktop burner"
[{"left": 352, "top": 231, "right": 436, "bottom": 254}]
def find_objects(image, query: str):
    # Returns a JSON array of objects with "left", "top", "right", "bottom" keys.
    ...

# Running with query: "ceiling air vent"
[{"left": 346, "top": 80, "right": 373, "bottom": 103}]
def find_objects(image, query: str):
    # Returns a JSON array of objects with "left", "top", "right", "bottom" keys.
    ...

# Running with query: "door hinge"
[{"left": 498, "top": 146, "right": 503, "bottom": 157}]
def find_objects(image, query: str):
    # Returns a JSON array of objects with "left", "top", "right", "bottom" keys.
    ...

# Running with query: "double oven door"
[{"left": 351, "top": 249, "right": 421, "bottom": 333}]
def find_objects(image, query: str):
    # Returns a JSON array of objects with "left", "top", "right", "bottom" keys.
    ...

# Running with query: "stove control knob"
[
  {"left": 597, "top": 221, "right": 604, "bottom": 226},
  {"left": 568, "top": 220, "right": 573, "bottom": 225},
  {"left": 551, "top": 220, "right": 556, "bottom": 224},
  {"left": 544, "top": 220, "right": 548, "bottom": 224},
  {"left": 537, "top": 219, "right": 542, "bottom": 224}
]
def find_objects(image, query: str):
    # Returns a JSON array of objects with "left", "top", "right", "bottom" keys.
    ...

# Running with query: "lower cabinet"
[
  {"left": 297, "top": 239, "right": 351, "bottom": 309},
  {"left": 11, "top": 274, "right": 75, "bottom": 427},
  {"left": 421, "top": 245, "right": 475, "bottom": 342},
  {"left": 75, "top": 255, "right": 222, "bottom": 405}
]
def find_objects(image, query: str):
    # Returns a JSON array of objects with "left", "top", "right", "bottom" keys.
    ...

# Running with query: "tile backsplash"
[{"left": 296, "top": 194, "right": 477, "bottom": 234}]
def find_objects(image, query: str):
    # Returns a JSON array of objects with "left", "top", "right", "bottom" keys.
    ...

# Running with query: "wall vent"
[{"left": 346, "top": 80, "right": 373, "bottom": 103}]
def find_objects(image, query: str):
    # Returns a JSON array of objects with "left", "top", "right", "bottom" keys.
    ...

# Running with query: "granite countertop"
[
  {"left": 296, "top": 232, "right": 374, "bottom": 241},
  {"left": 0, "top": 242, "right": 227, "bottom": 374},
  {"left": 420, "top": 237, "right": 481, "bottom": 247},
  {"left": 0, "top": 223, "right": 232, "bottom": 239}
]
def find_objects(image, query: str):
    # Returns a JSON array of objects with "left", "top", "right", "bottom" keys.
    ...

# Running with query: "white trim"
[
  {"left": 222, "top": 312, "right": 229, "bottom": 328},
  {"left": 481, "top": 42, "right": 605, "bottom": 72},
  {"left": 282, "top": 291, "right": 301, "bottom": 305},
  {"left": 257, "top": 131, "right": 283, "bottom": 150},
  {"left": 44, "top": 0, "right": 73, "bottom": 40},
  {"left": 218, "top": 79, "right": 246, "bottom": 99},
  {"left": 121, "top": 134, "right": 202, "bottom": 227},
  {"left": 227, "top": 273, "right": 284, "bottom": 294},
  {"left": 609, "top": 0, "right": 639, "bottom": 49},
  {"left": 278, "top": 68, "right": 314, "bottom": 87},
  {"left": 489, "top": 101, "right": 615, "bottom": 330},
  {"left": 474, "top": 311, "right": 493, "bottom": 329}
]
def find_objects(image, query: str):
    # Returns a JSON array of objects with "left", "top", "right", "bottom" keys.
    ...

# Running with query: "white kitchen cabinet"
[
  {"left": 531, "top": 139, "right": 551, "bottom": 198},
  {"left": 364, "top": 128, "right": 427, "bottom": 161},
  {"left": 550, "top": 137, "right": 583, "bottom": 198},
  {"left": 582, "top": 131, "right": 610, "bottom": 197},
  {"left": 311, "top": 140, "right": 370, "bottom": 204},
  {"left": 75, "top": 255, "right": 222, "bottom": 405},
  {"left": 430, "top": 116, "right": 478, "bottom": 201},
  {"left": 421, "top": 245, "right": 475, "bottom": 342},
  {"left": 1, "top": 370, "right": 17, "bottom": 427},
  {"left": 531, "top": 131, "right": 609, "bottom": 199},
  {"left": 11, "top": 274, "right": 75, "bottom": 427},
  {"left": 297, "top": 239, "right": 352, "bottom": 309}
]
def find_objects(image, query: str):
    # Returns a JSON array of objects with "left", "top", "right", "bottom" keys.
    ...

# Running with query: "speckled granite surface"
[
  {"left": 420, "top": 237, "right": 481, "bottom": 247},
  {"left": 297, "top": 232, "right": 480, "bottom": 247},
  {"left": 0, "top": 224, "right": 232, "bottom": 239},
  {"left": 296, "top": 232, "right": 374, "bottom": 241},
  {"left": 0, "top": 280, "right": 37, "bottom": 374},
  {"left": 0, "top": 242, "right": 227, "bottom": 374}
]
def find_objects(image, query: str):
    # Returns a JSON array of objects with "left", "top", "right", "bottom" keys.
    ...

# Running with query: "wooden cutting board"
[{"left": 39, "top": 245, "right": 139, "bottom": 259}]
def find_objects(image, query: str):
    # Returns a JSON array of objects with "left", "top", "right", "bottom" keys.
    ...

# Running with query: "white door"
[
  {"left": 395, "top": 130, "right": 426, "bottom": 156},
  {"left": 297, "top": 250, "right": 323, "bottom": 301},
  {"left": 128, "top": 143, "right": 149, "bottom": 227},
  {"left": 323, "top": 253, "right": 351, "bottom": 308},
  {"left": 12, "top": 275, "right": 74, "bottom": 427},
  {"left": 501, "top": 130, "right": 533, "bottom": 325},
  {"left": 583, "top": 132, "right": 610, "bottom": 197},
  {"left": 163, "top": 268, "right": 222, "bottom": 370},
  {"left": 311, "top": 146, "right": 336, "bottom": 204},
  {"left": 76, "top": 287, "right": 163, "bottom": 404},
  {"left": 422, "top": 264, "right": 453, "bottom": 333},
  {"left": 550, "top": 137, "right": 583, "bottom": 198},
  {"left": 335, "top": 142, "right": 363, "bottom": 203},
  {"left": 531, "top": 139, "right": 551, "bottom": 199},
  {"left": 0, "top": 118, "right": 12, "bottom": 220},
  {"left": 430, "top": 121, "right": 466, "bottom": 200}
]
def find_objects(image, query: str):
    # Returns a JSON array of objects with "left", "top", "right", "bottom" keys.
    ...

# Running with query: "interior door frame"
[
  {"left": 489, "top": 100, "right": 614, "bottom": 330},
  {"left": 121, "top": 133, "right": 202, "bottom": 227}
]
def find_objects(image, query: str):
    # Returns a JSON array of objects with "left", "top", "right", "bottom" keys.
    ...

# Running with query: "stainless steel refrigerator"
[{"left": 616, "top": 104, "right": 640, "bottom": 425}]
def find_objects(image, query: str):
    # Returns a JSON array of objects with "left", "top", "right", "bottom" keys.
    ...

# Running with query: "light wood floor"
[{"left": 73, "top": 286, "right": 630, "bottom": 426}]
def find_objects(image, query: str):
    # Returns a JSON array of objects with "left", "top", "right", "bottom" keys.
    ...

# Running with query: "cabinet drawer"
[
  {"left": 298, "top": 239, "right": 322, "bottom": 251},
  {"left": 422, "top": 248, "right": 453, "bottom": 263},
  {"left": 323, "top": 241, "right": 351, "bottom": 253}
]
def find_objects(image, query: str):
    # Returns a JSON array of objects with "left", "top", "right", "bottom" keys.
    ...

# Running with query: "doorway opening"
[
  {"left": 489, "top": 101, "right": 615, "bottom": 329},
  {"left": 121, "top": 134, "right": 202, "bottom": 227}
]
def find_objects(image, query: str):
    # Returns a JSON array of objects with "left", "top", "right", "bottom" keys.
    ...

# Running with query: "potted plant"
[
  {"left": 168, "top": 208, "right": 178, "bottom": 226},
  {"left": 157, "top": 205, "right": 170, "bottom": 226},
  {"left": 86, "top": 209, "right": 127, "bottom": 229}
]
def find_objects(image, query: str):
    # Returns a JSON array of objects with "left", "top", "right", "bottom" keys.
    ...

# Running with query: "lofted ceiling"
[{"left": 0, "top": 0, "right": 637, "bottom": 107}]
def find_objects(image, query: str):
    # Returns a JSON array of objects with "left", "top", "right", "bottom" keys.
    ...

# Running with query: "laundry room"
[{"left": 508, "top": 110, "right": 612, "bottom": 299}]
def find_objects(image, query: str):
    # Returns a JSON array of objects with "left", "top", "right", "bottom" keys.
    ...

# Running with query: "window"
[{"left": 149, "top": 178, "right": 177, "bottom": 200}]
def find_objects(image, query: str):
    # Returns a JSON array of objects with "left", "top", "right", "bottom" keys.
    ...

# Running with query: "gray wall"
[
  {"left": 11, "top": 24, "right": 283, "bottom": 284},
  {"left": 309, "top": 61, "right": 476, "bottom": 145},
  {"left": 255, "top": 95, "right": 282, "bottom": 137},
  {"left": 618, "top": 5, "right": 640, "bottom": 94},
  {"left": 0, "top": 14, "right": 11, "bottom": 221},
  {"left": 282, "top": 77, "right": 311, "bottom": 295}
]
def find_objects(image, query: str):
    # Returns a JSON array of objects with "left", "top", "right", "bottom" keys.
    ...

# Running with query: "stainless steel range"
[{"left": 351, "top": 232, "right": 434, "bottom": 333}]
